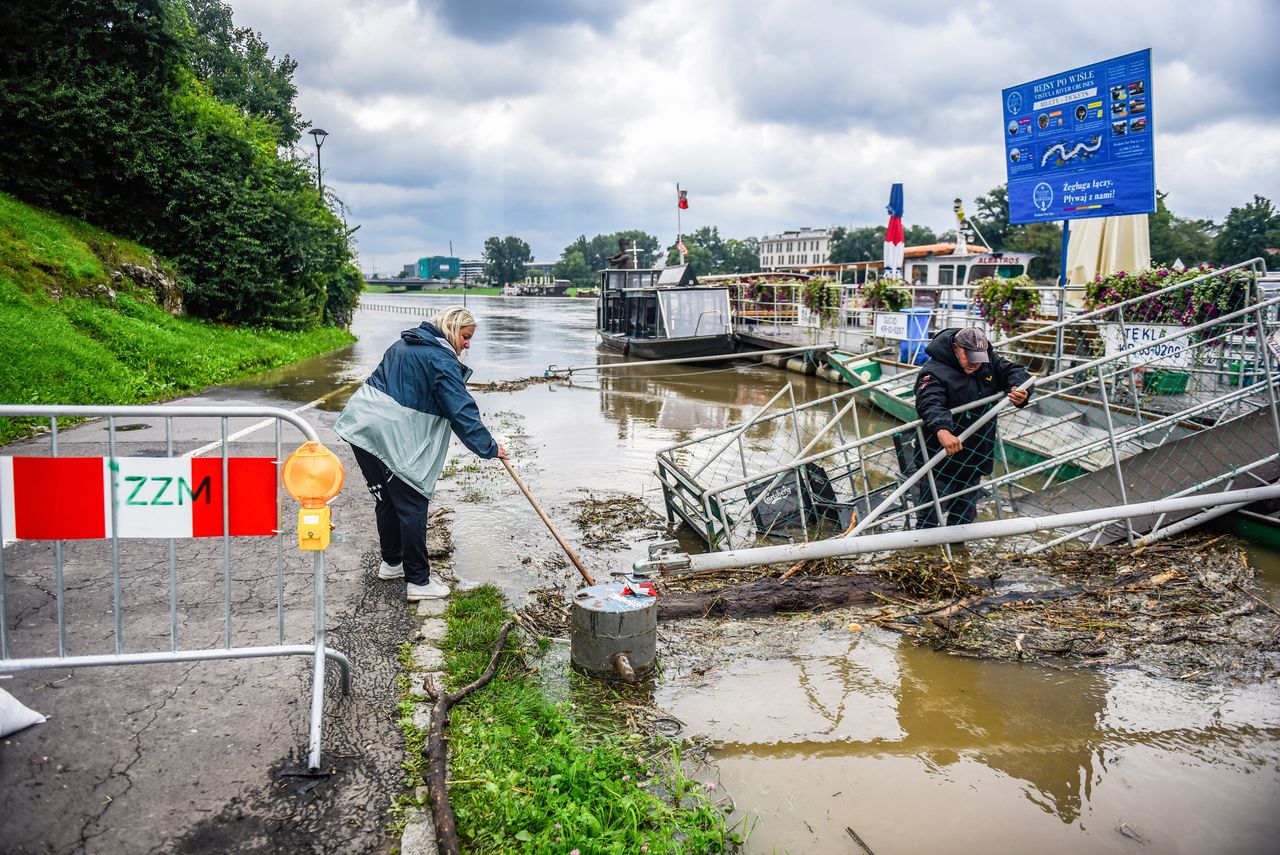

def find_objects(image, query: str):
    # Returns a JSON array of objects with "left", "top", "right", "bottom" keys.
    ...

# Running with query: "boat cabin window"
[
  {"left": 969, "top": 263, "right": 1025, "bottom": 280},
  {"left": 658, "top": 289, "right": 730, "bottom": 338},
  {"left": 937, "top": 266, "right": 955, "bottom": 287},
  {"left": 909, "top": 264, "right": 928, "bottom": 284}
]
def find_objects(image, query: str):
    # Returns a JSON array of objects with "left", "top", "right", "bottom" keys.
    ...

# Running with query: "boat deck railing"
[{"left": 659, "top": 259, "right": 1280, "bottom": 552}]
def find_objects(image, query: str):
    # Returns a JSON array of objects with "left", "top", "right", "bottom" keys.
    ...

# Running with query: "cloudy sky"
[{"left": 230, "top": 0, "right": 1280, "bottom": 273}]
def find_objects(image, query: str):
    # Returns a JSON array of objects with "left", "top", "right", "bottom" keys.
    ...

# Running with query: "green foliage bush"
[
  {"left": 973, "top": 274, "right": 1039, "bottom": 334},
  {"left": 800, "top": 277, "right": 842, "bottom": 324},
  {"left": 0, "top": 0, "right": 361, "bottom": 329},
  {"left": 1084, "top": 264, "right": 1254, "bottom": 328},
  {"left": 859, "top": 277, "right": 910, "bottom": 312}
]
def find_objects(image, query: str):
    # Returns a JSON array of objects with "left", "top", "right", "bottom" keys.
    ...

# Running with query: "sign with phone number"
[{"left": 1100, "top": 323, "right": 1188, "bottom": 368}]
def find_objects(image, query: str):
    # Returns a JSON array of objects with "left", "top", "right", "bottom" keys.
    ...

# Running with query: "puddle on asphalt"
[{"left": 235, "top": 296, "right": 1280, "bottom": 853}]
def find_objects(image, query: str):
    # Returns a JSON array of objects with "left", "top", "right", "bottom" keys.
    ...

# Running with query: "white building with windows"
[{"left": 759, "top": 227, "right": 835, "bottom": 270}]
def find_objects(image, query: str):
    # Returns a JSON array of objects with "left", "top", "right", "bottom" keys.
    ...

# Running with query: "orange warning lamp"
[{"left": 282, "top": 441, "right": 345, "bottom": 550}]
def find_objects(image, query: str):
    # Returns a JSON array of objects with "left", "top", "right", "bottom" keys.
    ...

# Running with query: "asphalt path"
[{"left": 0, "top": 386, "right": 416, "bottom": 854}]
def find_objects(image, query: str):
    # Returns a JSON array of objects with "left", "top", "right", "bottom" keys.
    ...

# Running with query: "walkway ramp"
[{"left": 1014, "top": 408, "right": 1280, "bottom": 545}]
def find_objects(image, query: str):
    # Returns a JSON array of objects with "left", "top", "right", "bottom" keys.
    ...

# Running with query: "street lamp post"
[{"left": 308, "top": 128, "right": 329, "bottom": 194}]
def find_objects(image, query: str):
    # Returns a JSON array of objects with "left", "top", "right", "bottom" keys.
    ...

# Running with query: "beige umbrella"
[{"left": 1064, "top": 214, "right": 1151, "bottom": 304}]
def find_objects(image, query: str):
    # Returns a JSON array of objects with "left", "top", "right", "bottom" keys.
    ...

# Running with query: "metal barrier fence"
[
  {"left": 0, "top": 405, "right": 351, "bottom": 770},
  {"left": 659, "top": 260, "right": 1280, "bottom": 554}
]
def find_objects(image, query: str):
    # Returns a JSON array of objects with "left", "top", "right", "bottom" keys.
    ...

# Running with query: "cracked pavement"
[{"left": 1, "top": 394, "right": 417, "bottom": 854}]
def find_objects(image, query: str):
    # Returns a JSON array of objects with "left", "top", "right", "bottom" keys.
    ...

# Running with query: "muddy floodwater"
[{"left": 238, "top": 296, "right": 1280, "bottom": 854}]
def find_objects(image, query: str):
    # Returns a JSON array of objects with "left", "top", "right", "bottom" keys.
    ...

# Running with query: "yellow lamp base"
[{"left": 298, "top": 506, "right": 332, "bottom": 551}]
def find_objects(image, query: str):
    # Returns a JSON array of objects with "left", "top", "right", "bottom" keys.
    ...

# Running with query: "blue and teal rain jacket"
[{"left": 334, "top": 323, "right": 499, "bottom": 498}]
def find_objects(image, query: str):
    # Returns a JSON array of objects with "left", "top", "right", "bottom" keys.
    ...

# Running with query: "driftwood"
[
  {"left": 657, "top": 575, "right": 897, "bottom": 621},
  {"left": 422, "top": 620, "right": 516, "bottom": 855}
]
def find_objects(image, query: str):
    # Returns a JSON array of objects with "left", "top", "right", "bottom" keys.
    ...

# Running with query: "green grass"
[
  {"left": 394, "top": 586, "right": 737, "bottom": 854},
  {"left": 0, "top": 191, "right": 354, "bottom": 444}
]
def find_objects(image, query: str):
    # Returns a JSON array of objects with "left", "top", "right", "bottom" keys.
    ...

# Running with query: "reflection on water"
[
  {"left": 660, "top": 624, "right": 1280, "bottom": 854},
  {"left": 231, "top": 296, "right": 1280, "bottom": 853}
]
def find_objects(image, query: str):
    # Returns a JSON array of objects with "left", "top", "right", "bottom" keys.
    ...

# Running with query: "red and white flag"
[
  {"left": 0, "top": 456, "right": 279, "bottom": 540},
  {"left": 677, "top": 187, "right": 689, "bottom": 210},
  {"left": 883, "top": 183, "right": 905, "bottom": 279}
]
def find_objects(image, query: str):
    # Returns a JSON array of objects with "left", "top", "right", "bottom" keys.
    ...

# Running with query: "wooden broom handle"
[{"left": 501, "top": 458, "right": 595, "bottom": 586}]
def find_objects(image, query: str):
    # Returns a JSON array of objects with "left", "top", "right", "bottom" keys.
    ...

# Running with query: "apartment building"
[{"left": 759, "top": 227, "right": 834, "bottom": 270}]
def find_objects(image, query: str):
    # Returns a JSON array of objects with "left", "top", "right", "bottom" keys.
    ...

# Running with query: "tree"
[
  {"left": 0, "top": 0, "right": 361, "bottom": 329},
  {"left": 564, "top": 230, "right": 661, "bottom": 272},
  {"left": 828, "top": 226, "right": 884, "bottom": 264},
  {"left": 482, "top": 236, "right": 532, "bottom": 286},
  {"left": 661, "top": 227, "right": 759, "bottom": 274},
  {"left": 904, "top": 224, "right": 938, "bottom": 246},
  {"left": 1149, "top": 191, "right": 1215, "bottom": 267},
  {"left": 970, "top": 185, "right": 1013, "bottom": 251},
  {"left": 182, "top": 0, "right": 303, "bottom": 145},
  {"left": 1005, "top": 221, "right": 1062, "bottom": 281},
  {"left": 722, "top": 236, "right": 761, "bottom": 273},
  {"left": 553, "top": 250, "right": 593, "bottom": 290},
  {"left": 1213, "top": 195, "right": 1280, "bottom": 266}
]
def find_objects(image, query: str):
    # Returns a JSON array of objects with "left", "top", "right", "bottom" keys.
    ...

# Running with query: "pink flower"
[{"left": 571, "top": 850, "right": 581, "bottom": 855}]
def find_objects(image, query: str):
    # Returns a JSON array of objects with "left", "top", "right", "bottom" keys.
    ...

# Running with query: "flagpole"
[{"left": 676, "top": 183, "right": 683, "bottom": 264}]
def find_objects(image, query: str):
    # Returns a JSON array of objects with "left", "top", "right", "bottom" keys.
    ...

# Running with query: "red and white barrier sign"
[{"left": 0, "top": 457, "right": 279, "bottom": 540}]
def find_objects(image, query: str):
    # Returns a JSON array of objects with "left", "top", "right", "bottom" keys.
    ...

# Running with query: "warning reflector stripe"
[
  {"left": 0, "top": 457, "right": 278, "bottom": 540},
  {"left": 191, "top": 458, "right": 280, "bottom": 537},
  {"left": 15, "top": 457, "right": 107, "bottom": 540}
]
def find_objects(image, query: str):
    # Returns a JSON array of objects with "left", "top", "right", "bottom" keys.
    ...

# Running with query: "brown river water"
[{"left": 237, "top": 295, "right": 1280, "bottom": 854}]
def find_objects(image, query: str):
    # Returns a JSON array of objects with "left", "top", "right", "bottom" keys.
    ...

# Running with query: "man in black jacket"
[{"left": 913, "top": 327, "right": 1031, "bottom": 528}]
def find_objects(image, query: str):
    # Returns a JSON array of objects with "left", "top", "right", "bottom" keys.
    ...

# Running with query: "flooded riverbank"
[{"left": 237, "top": 296, "right": 1280, "bottom": 853}]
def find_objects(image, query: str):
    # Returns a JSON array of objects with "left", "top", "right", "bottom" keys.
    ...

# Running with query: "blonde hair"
[{"left": 427, "top": 305, "right": 476, "bottom": 352}]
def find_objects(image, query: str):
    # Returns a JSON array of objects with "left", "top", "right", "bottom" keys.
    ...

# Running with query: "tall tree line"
[{"left": 0, "top": 0, "right": 361, "bottom": 328}]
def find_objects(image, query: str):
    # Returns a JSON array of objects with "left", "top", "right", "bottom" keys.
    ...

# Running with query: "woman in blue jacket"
[{"left": 335, "top": 306, "right": 507, "bottom": 600}]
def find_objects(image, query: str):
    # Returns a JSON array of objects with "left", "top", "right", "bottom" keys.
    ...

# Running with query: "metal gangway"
[{"left": 656, "top": 259, "right": 1280, "bottom": 557}]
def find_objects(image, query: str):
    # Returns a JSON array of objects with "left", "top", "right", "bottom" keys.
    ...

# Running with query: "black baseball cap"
[{"left": 954, "top": 327, "right": 990, "bottom": 363}]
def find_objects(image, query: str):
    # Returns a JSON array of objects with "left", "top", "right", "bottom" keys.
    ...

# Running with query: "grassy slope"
[{"left": 0, "top": 191, "right": 354, "bottom": 444}]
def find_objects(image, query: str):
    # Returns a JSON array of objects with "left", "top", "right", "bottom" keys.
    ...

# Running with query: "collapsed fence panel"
[{"left": 0, "top": 405, "right": 351, "bottom": 770}]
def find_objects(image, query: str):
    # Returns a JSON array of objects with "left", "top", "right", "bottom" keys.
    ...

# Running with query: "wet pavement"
[{"left": 3, "top": 294, "right": 1279, "bottom": 853}]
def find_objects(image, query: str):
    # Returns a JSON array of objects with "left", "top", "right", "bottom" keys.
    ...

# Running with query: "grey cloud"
[{"left": 426, "top": 0, "right": 636, "bottom": 43}]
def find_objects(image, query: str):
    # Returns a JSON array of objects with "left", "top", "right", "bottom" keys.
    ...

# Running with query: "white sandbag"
[{"left": 0, "top": 687, "right": 47, "bottom": 736}]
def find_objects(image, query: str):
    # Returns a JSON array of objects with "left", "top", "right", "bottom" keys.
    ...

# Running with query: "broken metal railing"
[
  {"left": 657, "top": 261, "right": 1280, "bottom": 553},
  {"left": 0, "top": 405, "right": 351, "bottom": 770},
  {"left": 638, "top": 486, "right": 1280, "bottom": 575}
]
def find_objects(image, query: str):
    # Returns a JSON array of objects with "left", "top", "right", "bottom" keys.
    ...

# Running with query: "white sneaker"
[
  {"left": 377, "top": 561, "right": 404, "bottom": 580},
  {"left": 406, "top": 579, "right": 450, "bottom": 601}
]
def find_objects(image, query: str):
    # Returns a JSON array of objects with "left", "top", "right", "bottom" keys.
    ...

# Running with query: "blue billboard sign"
[{"left": 1002, "top": 49, "right": 1155, "bottom": 224}]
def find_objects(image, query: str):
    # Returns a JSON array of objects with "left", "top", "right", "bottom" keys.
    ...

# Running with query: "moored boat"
[{"left": 596, "top": 263, "right": 736, "bottom": 360}]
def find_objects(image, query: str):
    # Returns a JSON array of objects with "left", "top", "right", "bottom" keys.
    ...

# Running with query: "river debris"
[
  {"left": 467, "top": 375, "right": 554, "bottom": 393},
  {"left": 886, "top": 538, "right": 1280, "bottom": 683},
  {"left": 651, "top": 534, "right": 1278, "bottom": 685},
  {"left": 513, "top": 586, "right": 572, "bottom": 639},
  {"left": 568, "top": 492, "right": 667, "bottom": 547}
]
